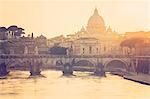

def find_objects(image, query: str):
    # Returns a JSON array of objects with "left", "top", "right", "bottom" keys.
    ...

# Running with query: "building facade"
[
  {"left": 48, "top": 8, "right": 123, "bottom": 56},
  {"left": 36, "top": 35, "right": 49, "bottom": 54},
  {"left": 72, "top": 37, "right": 100, "bottom": 55}
]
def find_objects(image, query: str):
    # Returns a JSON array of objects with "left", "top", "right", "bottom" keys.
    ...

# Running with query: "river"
[{"left": 0, "top": 70, "right": 150, "bottom": 99}]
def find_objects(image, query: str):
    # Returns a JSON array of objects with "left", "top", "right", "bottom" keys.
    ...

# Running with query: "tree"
[
  {"left": 0, "top": 27, "right": 7, "bottom": 40},
  {"left": 7, "top": 25, "right": 25, "bottom": 37},
  {"left": 121, "top": 38, "right": 150, "bottom": 55},
  {"left": 49, "top": 46, "right": 68, "bottom": 55},
  {"left": 120, "top": 38, "right": 145, "bottom": 49}
]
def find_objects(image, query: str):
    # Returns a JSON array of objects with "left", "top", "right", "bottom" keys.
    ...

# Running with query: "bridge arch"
[
  {"left": 74, "top": 60, "right": 95, "bottom": 66},
  {"left": 104, "top": 59, "right": 128, "bottom": 72},
  {"left": 6, "top": 59, "right": 28, "bottom": 69}
]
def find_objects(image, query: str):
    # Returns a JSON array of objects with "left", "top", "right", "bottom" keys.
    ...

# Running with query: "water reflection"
[{"left": 0, "top": 70, "right": 150, "bottom": 99}]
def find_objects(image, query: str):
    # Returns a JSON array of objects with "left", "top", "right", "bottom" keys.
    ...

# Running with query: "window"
[
  {"left": 104, "top": 46, "right": 106, "bottom": 52},
  {"left": 89, "top": 46, "right": 92, "bottom": 54},
  {"left": 83, "top": 48, "right": 85, "bottom": 54}
]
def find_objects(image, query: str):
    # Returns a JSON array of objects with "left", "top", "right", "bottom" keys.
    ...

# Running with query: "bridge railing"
[
  {"left": 0, "top": 54, "right": 134, "bottom": 59},
  {"left": 69, "top": 55, "right": 133, "bottom": 58},
  {"left": 133, "top": 56, "right": 150, "bottom": 60}
]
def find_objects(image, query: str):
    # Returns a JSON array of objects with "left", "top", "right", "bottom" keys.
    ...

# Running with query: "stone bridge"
[
  {"left": 52, "top": 55, "right": 133, "bottom": 72},
  {"left": 0, "top": 54, "right": 133, "bottom": 71},
  {"left": 1, "top": 54, "right": 150, "bottom": 76}
]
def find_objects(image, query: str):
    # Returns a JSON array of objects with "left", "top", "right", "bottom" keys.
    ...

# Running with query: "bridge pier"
[
  {"left": 94, "top": 64, "right": 106, "bottom": 77},
  {"left": 29, "top": 60, "right": 41, "bottom": 76},
  {"left": 62, "top": 63, "right": 73, "bottom": 75},
  {"left": 0, "top": 62, "right": 9, "bottom": 77}
]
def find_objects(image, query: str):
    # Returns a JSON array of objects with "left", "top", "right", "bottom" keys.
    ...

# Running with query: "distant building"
[
  {"left": 48, "top": 8, "right": 122, "bottom": 56},
  {"left": 86, "top": 8, "right": 106, "bottom": 36},
  {"left": 0, "top": 25, "right": 50, "bottom": 55},
  {"left": 36, "top": 35, "right": 49, "bottom": 54},
  {"left": 122, "top": 31, "right": 150, "bottom": 55},
  {"left": 21, "top": 35, "right": 37, "bottom": 55},
  {"left": 47, "top": 35, "right": 66, "bottom": 47},
  {"left": 8, "top": 38, "right": 25, "bottom": 54},
  {"left": 134, "top": 38, "right": 150, "bottom": 55},
  {"left": 73, "top": 37, "right": 100, "bottom": 55},
  {"left": 0, "top": 26, "right": 25, "bottom": 54},
  {"left": 8, "top": 33, "right": 36, "bottom": 54}
]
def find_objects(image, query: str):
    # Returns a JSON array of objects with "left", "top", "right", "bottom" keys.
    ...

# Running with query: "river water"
[{"left": 0, "top": 70, "right": 150, "bottom": 99}]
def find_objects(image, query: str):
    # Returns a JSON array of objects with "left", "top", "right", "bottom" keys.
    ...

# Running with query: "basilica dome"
[{"left": 87, "top": 8, "right": 106, "bottom": 33}]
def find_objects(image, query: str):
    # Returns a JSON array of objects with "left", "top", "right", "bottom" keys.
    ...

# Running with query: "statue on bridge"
[{"left": 35, "top": 46, "right": 39, "bottom": 55}]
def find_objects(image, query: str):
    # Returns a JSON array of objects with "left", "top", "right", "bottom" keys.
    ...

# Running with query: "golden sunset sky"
[{"left": 0, "top": 0, "right": 150, "bottom": 38}]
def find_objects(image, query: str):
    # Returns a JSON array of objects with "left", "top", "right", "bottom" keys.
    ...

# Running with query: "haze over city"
[
  {"left": 0, "top": 0, "right": 150, "bottom": 38},
  {"left": 0, "top": 0, "right": 150, "bottom": 99}
]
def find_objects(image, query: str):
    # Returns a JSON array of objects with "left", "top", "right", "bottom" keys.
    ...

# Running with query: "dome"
[{"left": 87, "top": 8, "right": 106, "bottom": 33}]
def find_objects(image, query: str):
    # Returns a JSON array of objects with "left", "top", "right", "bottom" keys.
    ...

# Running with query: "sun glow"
[{"left": 0, "top": 0, "right": 149, "bottom": 38}]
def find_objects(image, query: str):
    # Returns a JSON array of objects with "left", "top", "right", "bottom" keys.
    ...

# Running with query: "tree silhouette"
[
  {"left": 120, "top": 38, "right": 146, "bottom": 49},
  {"left": 7, "top": 25, "right": 25, "bottom": 37},
  {"left": 49, "top": 46, "right": 68, "bottom": 55}
]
